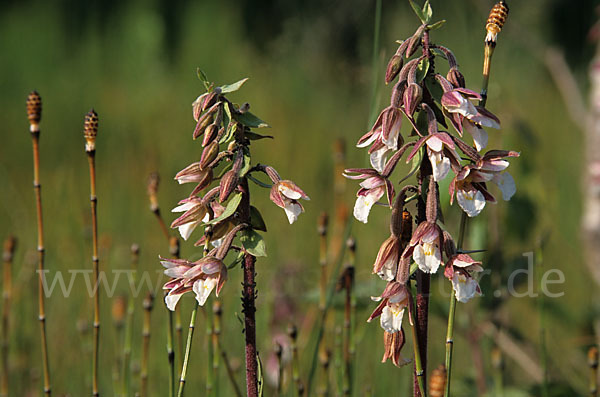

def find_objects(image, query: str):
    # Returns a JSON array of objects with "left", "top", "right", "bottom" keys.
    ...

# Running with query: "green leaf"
[
  {"left": 427, "top": 19, "right": 446, "bottom": 31},
  {"left": 240, "top": 229, "right": 267, "bottom": 257},
  {"left": 257, "top": 352, "right": 265, "bottom": 397},
  {"left": 415, "top": 109, "right": 428, "bottom": 135},
  {"left": 246, "top": 131, "right": 274, "bottom": 140},
  {"left": 424, "top": 74, "right": 443, "bottom": 103},
  {"left": 227, "top": 251, "right": 244, "bottom": 269},
  {"left": 408, "top": 0, "right": 427, "bottom": 23},
  {"left": 196, "top": 68, "right": 211, "bottom": 91},
  {"left": 409, "top": 262, "right": 419, "bottom": 277},
  {"left": 219, "top": 120, "right": 237, "bottom": 144},
  {"left": 239, "top": 148, "right": 252, "bottom": 177},
  {"left": 206, "top": 193, "right": 242, "bottom": 225},
  {"left": 220, "top": 78, "right": 249, "bottom": 94},
  {"left": 422, "top": 0, "right": 432, "bottom": 23},
  {"left": 250, "top": 206, "right": 267, "bottom": 232},
  {"left": 234, "top": 111, "right": 270, "bottom": 128},
  {"left": 430, "top": 47, "right": 447, "bottom": 60},
  {"left": 415, "top": 58, "right": 430, "bottom": 83}
]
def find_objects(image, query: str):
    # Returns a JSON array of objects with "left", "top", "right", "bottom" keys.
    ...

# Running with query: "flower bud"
[
  {"left": 84, "top": 109, "right": 99, "bottom": 153},
  {"left": 26, "top": 91, "right": 42, "bottom": 132},
  {"left": 193, "top": 102, "right": 220, "bottom": 140},
  {"left": 218, "top": 169, "right": 238, "bottom": 203},
  {"left": 264, "top": 166, "right": 281, "bottom": 184},
  {"left": 385, "top": 55, "right": 403, "bottom": 84},
  {"left": 192, "top": 91, "right": 218, "bottom": 121},
  {"left": 446, "top": 67, "right": 465, "bottom": 88},
  {"left": 202, "top": 124, "right": 219, "bottom": 147},
  {"left": 403, "top": 83, "right": 422, "bottom": 116},
  {"left": 199, "top": 140, "right": 219, "bottom": 170}
]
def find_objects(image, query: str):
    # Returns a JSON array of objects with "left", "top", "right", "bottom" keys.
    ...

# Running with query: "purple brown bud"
[
  {"left": 199, "top": 140, "right": 219, "bottom": 170},
  {"left": 218, "top": 169, "right": 238, "bottom": 203},
  {"left": 192, "top": 91, "right": 219, "bottom": 121},
  {"left": 26, "top": 91, "right": 42, "bottom": 132},
  {"left": 202, "top": 124, "right": 219, "bottom": 147},
  {"left": 193, "top": 102, "right": 220, "bottom": 140},
  {"left": 382, "top": 330, "right": 409, "bottom": 367},
  {"left": 84, "top": 109, "right": 99, "bottom": 153},
  {"left": 403, "top": 83, "right": 422, "bottom": 116},
  {"left": 446, "top": 67, "right": 465, "bottom": 88},
  {"left": 264, "top": 166, "right": 281, "bottom": 184},
  {"left": 385, "top": 55, "right": 404, "bottom": 84}
]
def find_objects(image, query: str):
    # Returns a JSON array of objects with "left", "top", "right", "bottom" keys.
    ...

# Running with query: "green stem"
[
  {"left": 177, "top": 302, "right": 199, "bottom": 397},
  {"left": 167, "top": 308, "right": 175, "bottom": 397},
  {"left": 444, "top": 212, "right": 468, "bottom": 397},
  {"left": 206, "top": 303, "right": 214, "bottom": 395},
  {"left": 411, "top": 282, "right": 426, "bottom": 397}
]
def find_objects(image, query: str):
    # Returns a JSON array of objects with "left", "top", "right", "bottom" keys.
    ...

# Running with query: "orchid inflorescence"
[
  {"left": 345, "top": 1, "right": 518, "bottom": 366},
  {"left": 161, "top": 72, "right": 309, "bottom": 311}
]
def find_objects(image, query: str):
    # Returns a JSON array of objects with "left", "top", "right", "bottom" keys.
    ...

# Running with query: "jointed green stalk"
[
  {"left": 27, "top": 92, "right": 52, "bottom": 396},
  {"left": 177, "top": 302, "right": 199, "bottom": 397},
  {"left": 122, "top": 245, "right": 139, "bottom": 397},
  {"left": 140, "top": 293, "right": 154, "bottom": 397},
  {"left": 444, "top": 212, "right": 467, "bottom": 397}
]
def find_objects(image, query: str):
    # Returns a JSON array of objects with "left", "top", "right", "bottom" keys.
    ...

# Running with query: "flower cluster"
[
  {"left": 161, "top": 76, "right": 308, "bottom": 310},
  {"left": 346, "top": 8, "right": 519, "bottom": 366}
]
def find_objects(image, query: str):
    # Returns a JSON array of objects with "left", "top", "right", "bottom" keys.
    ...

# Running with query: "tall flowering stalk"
[
  {"left": 84, "top": 109, "right": 101, "bottom": 397},
  {"left": 161, "top": 72, "right": 308, "bottom": 397},
  {"left": 346, "top": 1, "right": 517, "bottom": 396},
  {"left": 26, "top": 91, "right": 52, "bottom": 396}
]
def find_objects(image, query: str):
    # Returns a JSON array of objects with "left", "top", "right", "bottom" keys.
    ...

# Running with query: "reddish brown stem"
[{"left": 240, "top": 178, "right": 258, "bottom": 397}]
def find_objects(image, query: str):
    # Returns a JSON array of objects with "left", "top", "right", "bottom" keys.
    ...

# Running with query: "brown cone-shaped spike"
[
  {"left": 112, "top": 296, "right": 127, "bottom": 327},
  {"left": 84, "top": 109, "right": 99, "bottom": 152},
  {"left": 486, "top": 1, "right": 509, "bottom": 44},
  {"left": 589, "top": 346, "right": 599, "bottom": 368},
  {"left": 147, "top": 172, "right": 160, "bottom": 211},
  {"left": 428, "top": 365, "right": 447, "bottom": 397},
  {"left": 26, "top": 91, "right": 42, "bottom": 131},
  {"left": 318, "top": 212, "right": 328, "bottom": 236}
]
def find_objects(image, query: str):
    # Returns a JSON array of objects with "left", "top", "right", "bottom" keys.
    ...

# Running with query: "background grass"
[{"left": 0, "top": 0, "right": 597, "bottom": 395}]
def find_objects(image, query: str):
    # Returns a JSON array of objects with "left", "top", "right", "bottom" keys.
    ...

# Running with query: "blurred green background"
[{"left": 0, "top": 0, "right": 598, "bottom": 395}]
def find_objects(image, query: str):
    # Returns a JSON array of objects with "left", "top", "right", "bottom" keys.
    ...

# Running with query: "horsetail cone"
[
  {"left": 485, "top": 1, "right": 509, "bottom": 45},
  {"left": 26, "top": 91, "right": 42, "bottom": 132},
  {"left": 147, "top": 172, "right": 160, "bottom": 212},
  {"left": 84, "top": 109, "right": 99, "bottom": 153}
]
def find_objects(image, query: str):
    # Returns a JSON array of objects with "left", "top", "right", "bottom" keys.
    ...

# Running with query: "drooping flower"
[
  {"left": 171, "top": 197, "right": 208, "bottom": 241},
  {"left": 344, "top": 168, "right": 395, "bottom": 224},
  {"left": 174, "top": 162, "right": 213, "bottom": 196},
  {"left": 161, "top": 255, "right": 227, "bottom": 310},
  {"left": 368, "top": 281, "right": 410, "bottom": 334},
  {"left": 449, "top": 150, "right": 519, "bottom": 217},
  {"left": 444, "top": 253, "right": 483, "bottom": 303},
  {"left": 407, "top": 131, "right": 461, "bottom": 182},
  {"left": 372, "top": 235, "right": 401, "bottom": 281},
  {"left": 400, "top": 221, "right": 443, "bottom": 274},
  {"left": 269, "top": 180, "right": 310, "bottom": 224}
]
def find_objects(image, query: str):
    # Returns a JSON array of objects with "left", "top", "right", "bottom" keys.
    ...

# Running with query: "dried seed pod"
[
  {"left": 84, "top": 109, "right": 99, "bottom": 152},
  {"left": 428, "top": 365, "right": 447, "bottom": 397},
  {"left": 26, "top": 91, "right": 42, "bottom": 132},
  {"left": 485, "top": 1, "right": 509, "bottom": 44}
]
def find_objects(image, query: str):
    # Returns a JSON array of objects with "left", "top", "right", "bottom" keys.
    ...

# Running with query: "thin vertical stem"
[
  {"left": 444, "top": 212, "right": 467, "bottom": 397},
  {"left": 1, "top": 236, "right": 15, "bottom": 397},
  {"left": 140, "top": 294, "right": 153, "bottom": 397},
  {"left": 288, "top": 324, "right": 301, "bottom": 396},
  {"left": 122, "top": 245, "right": 139, "bottom": 397},
  {"left": 342, "top": 238, "right": 355, "bottom": 397},
  {"left": 220, "top": 343, "right": 242, "bottom": 397},
  {"left": 410, "top": 284, "right": 426, "bottom": 397},
  {"left": 30, "top": 115, "right": 52, "bottom": 396},
  {"left": 167, "top": 309, "right": 175, "bottom": 397},
  {"left": 589, "top": 346, "right": 598, "bottom": 397},
  {"left": 87, "top": 150, "right": 100, "bottom": 397},
  {"left": 177, "top": 302, "right": 199, "bottom": 397},
  {"left": 239, "top": 178, "right": 258, "bottom": 397}
]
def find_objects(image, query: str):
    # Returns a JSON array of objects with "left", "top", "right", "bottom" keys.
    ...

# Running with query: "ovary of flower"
[
  {"left": 193, "top": 277, "right": 218, "bottom": 306},
  {"left": 413, "top": 241, "right": 442, "bottom": 273},
  {"left": 380, "top": 303, "right": 405, "bottom": 333},
  {"left": 456, "top": 188, "right": 486, "bottom": 217}
]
